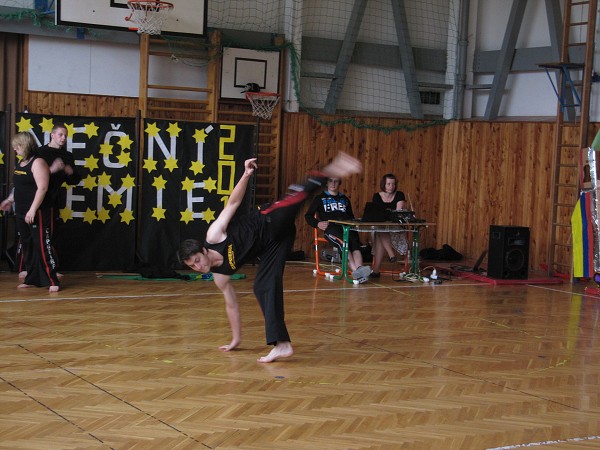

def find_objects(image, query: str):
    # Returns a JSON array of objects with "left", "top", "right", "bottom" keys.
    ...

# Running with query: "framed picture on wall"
[{"left": 220, "top": 47, "right": 280, "bottom": 100}]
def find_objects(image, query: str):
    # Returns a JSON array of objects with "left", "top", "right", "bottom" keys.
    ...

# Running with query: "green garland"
[{"left": 0, "top": 7, "right": 101, "bottom": 35}]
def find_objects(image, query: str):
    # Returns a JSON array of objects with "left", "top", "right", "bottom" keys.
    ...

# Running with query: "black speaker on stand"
[{"left": 487, "top": 225, "right": 530, "bottom": 279}]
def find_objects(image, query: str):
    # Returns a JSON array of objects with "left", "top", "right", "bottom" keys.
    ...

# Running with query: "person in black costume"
[
  {"left": 11, "top": 123, "right": 81, "bottom": 280},
  {"left": 36, "top": 123, "right": 82, "bottom": 272},
  {"left": 0, "top": 132, "right": 60, "bottom": 292},
  {"left": 178, "top": 153, "right": 362, "bottom": 363},
  {"left": 37, "top": 122, "right": 81, "bottom": 212}
]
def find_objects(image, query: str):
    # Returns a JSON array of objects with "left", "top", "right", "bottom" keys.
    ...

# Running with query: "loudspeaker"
[{"left": 487, "top": 225, "right": 529, "bottom": 279}]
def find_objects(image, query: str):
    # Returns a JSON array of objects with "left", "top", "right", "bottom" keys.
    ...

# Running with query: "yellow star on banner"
[
  {"left": 108, "top": 192, "right": 122, "bottom": 207},
  {"left": 153, "top": 175, "right": 167, "bottom": 190},
  {"left": 121, "top": 174, "right": 136, "bottom": 189},
  {"left": 84, "top": 122, "right": 99, "bottom": 138},
  {"left": 0, "top": 152, "right": 4, "bottom": 165},
  {"left": 167, "top": 122, "right": 182, "bottom": 137},
  {"left": 182, "top": 177, "right": 195, "bottom": 192},
  {"left": 204, "top": 177, "right": 217, "bottom": 192},
  {"left": 152, "top": 207, "right": 166, "bottom": 221},
  {"left": 83, "top": 208, "right": 97, "bottom": 224},
  {"left": 143, "top": 158, "right": 157, "bottom": 173},
  {"left": 193, "top": 128, "right": 208, "bottom": 143},
  {"left": 40, "top": 117, "right": 54, "bottom": 133},
  {"left": 117, "top": 151, "right": 132, "bottom": 167},
  {"left": 202, "top": 208, "right": 216, "bottom": 223},
  {"left": 82, "top": 175, "right": 97, "bottom": 191},
  {"left": 97, "top": 208, "right": 110, "bottom": 223},
  {"left": 180, "top": 209, "right": 194, "bottom": 224},
  {"left": 118, "top": 134, "right": 133, "bottom": 150},
  {"left": 99, "top": 143, "right": 114, "bottom": 156},
  {"left": 120, "top": 209, "right": 134, "bottom": 224},
  {"left": 97, "top": 172, "right": 111, "bottom": 187},
  {"left": 16, "top": 117, "right": 32, "bottom": 132},
  {"left": 189, "top": 160, "right": 205, "bottom": 175},
  {"left": 65, "top": 123, "right": 76, "bottom": 137},
  {"left": 84, "top": 155, "right": 99, "bottom": 171},
  {"left": 59, "top": 208, "right": 73, "bottom": 222},
  {"left": 145, "top": 122, "right": 160, "bottom": 137},
  {"left": 164, "top": 157, "right": 178, "bottom": 172}
]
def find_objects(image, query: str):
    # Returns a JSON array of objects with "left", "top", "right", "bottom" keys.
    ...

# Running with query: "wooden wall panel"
[
  {"left": 23, "top": 91, "right": 139, "bottom": 117},
  {"left": 436, "top": 121, "right": 558, "bottom": 271},
  {"left": 281, "top": 114, "right": 443, "bottom": 261},
  {"left": 283, "top": 114, "right": 599, "bottom": 274}
]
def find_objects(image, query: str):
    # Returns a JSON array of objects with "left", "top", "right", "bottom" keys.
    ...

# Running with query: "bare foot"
[
  {"left": 219, "top": 339, "right": 240, "bottom": 352},
  {"left": 17, "top": 283, "right": 34, "bottom": 289},
  {"left": 49, "top": 285, "right": 60, "bottom": 293},
  {"left": 18, "top": 271, "right": 27, "bottom": 280},
  {"left": 257, "top": 341, "right": 294, "bottom": 363}
]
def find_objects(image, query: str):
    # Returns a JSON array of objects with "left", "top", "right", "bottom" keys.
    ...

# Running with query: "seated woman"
[{"left": 370, "top": 173, "right": 406, "bottom": 277}]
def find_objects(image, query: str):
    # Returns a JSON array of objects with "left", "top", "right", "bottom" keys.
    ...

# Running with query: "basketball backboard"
[
  {"left": 220, "top": 47, "right": 281, "bottom": 100},
  {"left": 56, "top": 0, "right": 206, "bottom": 37}
]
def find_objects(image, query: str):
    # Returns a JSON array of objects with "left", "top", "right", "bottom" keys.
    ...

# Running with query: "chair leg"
[{"left": 314, "top": 239, "right": 340, "bottom": 278}]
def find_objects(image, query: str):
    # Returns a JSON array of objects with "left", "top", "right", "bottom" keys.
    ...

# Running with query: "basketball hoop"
[
  {"left": 126, "top": 0, "right": 173, "bottom": 35},
  {"left": 245, "top": 92, "right": 280, "bottom": 120}
]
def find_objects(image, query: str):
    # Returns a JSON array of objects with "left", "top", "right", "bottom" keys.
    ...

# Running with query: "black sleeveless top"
[
  {"left": 205, "top": 211, "right": 267, "bottom": 275},
  {"left": 14, "top": 156, "right": 51, "bottom": 215},
  {"left": 372, "top": 191, "right": 406, "bottom": 210}
]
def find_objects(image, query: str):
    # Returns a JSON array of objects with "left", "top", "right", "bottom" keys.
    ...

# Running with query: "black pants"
[
  {"left": 255, "top": 177, "right": 325, "bottom": 345},
  {"left": 16, "top": 208, "right": 60, "bottom": 288},
  {"left": 16, "top": 206, "right": 58, "bottom": 273},
  {"left": 324, "top": 224, "right": 362, "bottom": 253}
]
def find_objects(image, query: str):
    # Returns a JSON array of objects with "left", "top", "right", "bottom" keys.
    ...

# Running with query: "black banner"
[
  {"left": 15, "top": 113, "right": 138, "bottom": 270},
  {"left": 11, "top": 115, "right": 255, "bottom": 270},
  {"left": 139, "top": 120, "right": 255, "bottom": 268}
]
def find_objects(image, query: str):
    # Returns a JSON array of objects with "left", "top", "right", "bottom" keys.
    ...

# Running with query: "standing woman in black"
[{"left": 0, "top": 132, "right": 60, "bottom": 292}]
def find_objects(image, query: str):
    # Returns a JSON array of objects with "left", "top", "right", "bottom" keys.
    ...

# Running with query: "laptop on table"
[{"left": 361, "top": 202, "right": 389, "bottom": 222}]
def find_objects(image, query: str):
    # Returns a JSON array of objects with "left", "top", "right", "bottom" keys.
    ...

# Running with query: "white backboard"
[
  {"left": 220, "top": 47, "right": 281, "bottom": 100},
  {"left": 56, "top": 0, "right": 206, "bottom": 37}
]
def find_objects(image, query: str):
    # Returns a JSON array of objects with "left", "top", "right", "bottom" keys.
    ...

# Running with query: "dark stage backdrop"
[
  {"left": 138, "top": 120, "right": 254, "bottom": 269},
  {"left": 13, "top": 114, "right": 255, "bottom": 271},
  {"left": 16, "top": 113, "right": 138, "bottom": 270}
]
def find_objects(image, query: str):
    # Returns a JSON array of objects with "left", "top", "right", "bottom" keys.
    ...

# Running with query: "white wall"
[
  {"left": 28, "top": 35, "right": 139, "bottom": 97},
  {"left": 27, "top": 35, "right": 208, "bottom": 99}
]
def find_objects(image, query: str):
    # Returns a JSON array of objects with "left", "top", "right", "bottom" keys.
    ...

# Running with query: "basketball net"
[
  {"left": 126, "top": 0, "right": 173, "bottom": 35},
  {"left": 245, "top": 92, "right": 280, "bottom": 120}
]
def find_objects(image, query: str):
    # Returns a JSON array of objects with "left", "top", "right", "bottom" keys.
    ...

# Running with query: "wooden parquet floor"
[{"left": 1, "top": 261, "right": 600, "bottom": 449}]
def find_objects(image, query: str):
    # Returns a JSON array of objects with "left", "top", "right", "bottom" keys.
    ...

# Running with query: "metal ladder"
[{"left": 546, "top": 0, "right": 597, "bottom": 277}]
